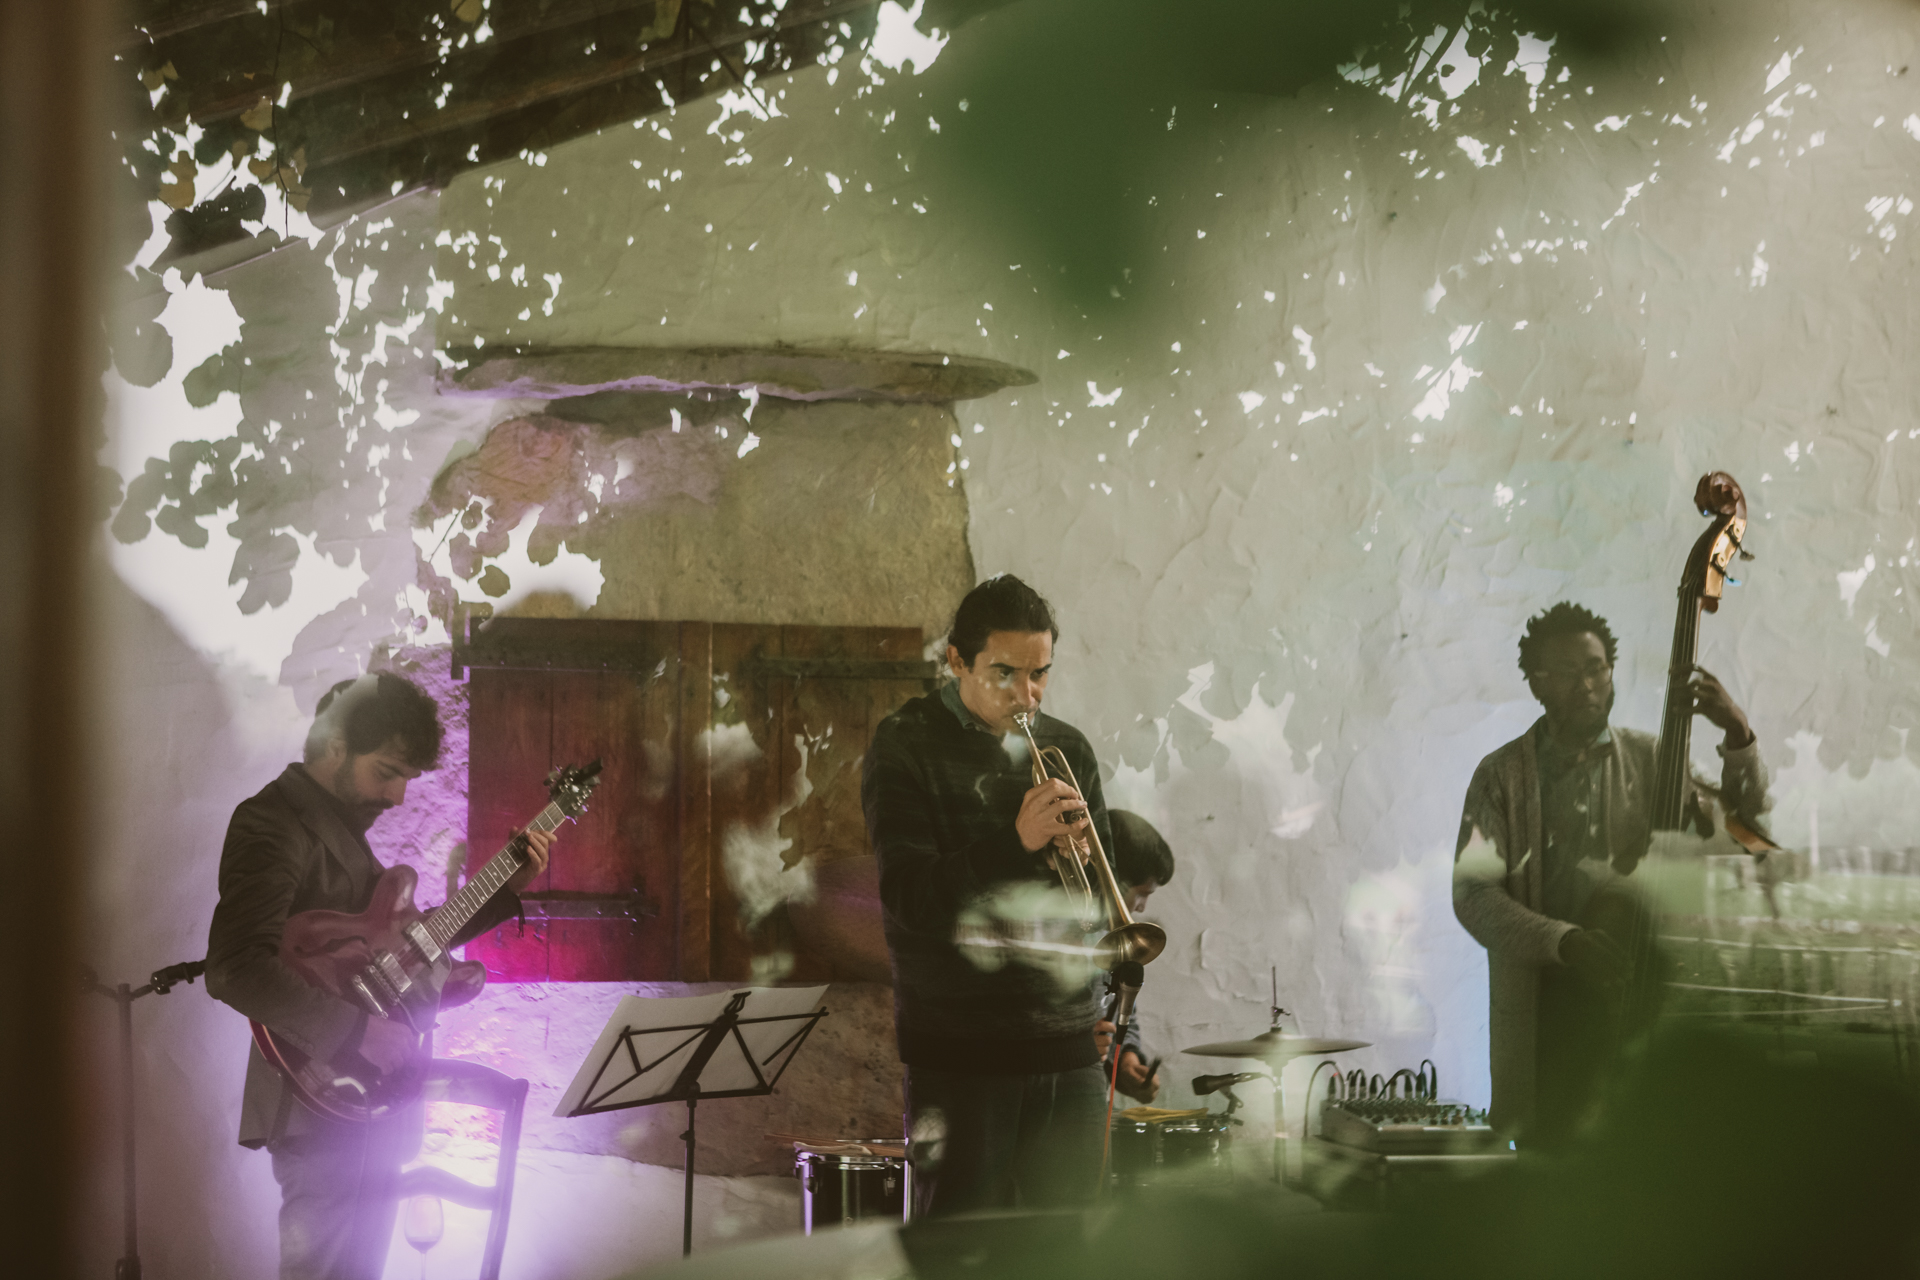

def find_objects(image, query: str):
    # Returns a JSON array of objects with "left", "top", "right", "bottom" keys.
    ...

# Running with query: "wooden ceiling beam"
[
  {"left": 125, "top": 0, "right": 270, "bottom": 50},
  {"left": 130, "top": 0, "right": 1007, "bottom": 258},
  {"left": 296, "top": 31, "right": 826, "bottom": 217},
  {"left": 140, "top": 0, "right": 672, "bottom": 125},
  {"left": 303, "top": 0, "right": 872, "bottom": 173}
]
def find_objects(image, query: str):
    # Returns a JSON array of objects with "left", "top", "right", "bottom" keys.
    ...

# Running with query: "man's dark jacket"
[
  {"left": 205, "top": 764, "right": 516, "bottom": 1146},
  {"left": 862, "top": 691, "right": 1108, "bottom": 1075}
]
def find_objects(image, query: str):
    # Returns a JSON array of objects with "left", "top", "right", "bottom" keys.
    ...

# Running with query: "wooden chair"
[{"left": 397, "top": 1059, "right": 530, "bottom": 1280}]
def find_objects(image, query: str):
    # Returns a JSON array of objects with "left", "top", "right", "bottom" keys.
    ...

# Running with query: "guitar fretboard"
[{"left": 423, "top": 801, "right": 569, "bottom": 948}]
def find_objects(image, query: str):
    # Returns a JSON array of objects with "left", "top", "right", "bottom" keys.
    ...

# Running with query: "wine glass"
[{"left": 402, "top": 1194, "right": 444, "bottom": 1280}]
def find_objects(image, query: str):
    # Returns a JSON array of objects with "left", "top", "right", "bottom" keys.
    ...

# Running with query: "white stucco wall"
[
  {"left": 93, "top": 0, "right": 1920, "bottom": 1275},
  {"left": 437, "top": 0, "right": 1920, "bottom": 1118}
]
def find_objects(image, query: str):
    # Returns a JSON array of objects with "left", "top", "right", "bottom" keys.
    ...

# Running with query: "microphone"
[
  {"left": 1191, "top": 1071, "right": 1267, "bottom": 1097},
  {"left": 1110, "top": 960, "right": 1144, "bottom": 1034}
]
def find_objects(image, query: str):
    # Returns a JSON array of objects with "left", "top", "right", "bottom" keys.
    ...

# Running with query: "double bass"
[
  {"left": 1587, "top": 472, "right": 1777, "bottom": 1008},
  {"left": 1650, "top": 471, "right": 1776, "bottom": 856}
]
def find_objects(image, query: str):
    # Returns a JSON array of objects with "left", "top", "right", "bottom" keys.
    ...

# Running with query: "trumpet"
[{"left": 1013, "top": 711, "right": 1167, "bottom": 970}]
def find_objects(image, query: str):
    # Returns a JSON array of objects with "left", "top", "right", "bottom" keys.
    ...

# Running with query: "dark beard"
[
  {"left": 1558, "top": 683, "right": 1616, "bottom": 743},
  {"left": 349, "top": 801, "right": 392, "bottom": 834},
  {"left": 327, "top": 758, "right": 393, "bottom": 833}
]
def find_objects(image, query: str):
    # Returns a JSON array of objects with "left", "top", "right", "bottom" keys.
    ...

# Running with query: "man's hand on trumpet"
[{"left": 1016, "top": 776, "right": 1091, "bottom": 854}]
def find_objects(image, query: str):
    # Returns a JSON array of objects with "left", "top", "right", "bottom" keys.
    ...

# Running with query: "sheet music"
[{"left": 553, "top": 985, "right": 828, "bottom": 1117}]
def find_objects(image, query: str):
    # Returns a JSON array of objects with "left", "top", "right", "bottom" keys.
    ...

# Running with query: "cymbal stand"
[
  {"left": 1269, "top": 967, "right": 1291, "bottom": 1183},
  {"left": 83, "top": 959, "right": 207, "bottom": 1280}
]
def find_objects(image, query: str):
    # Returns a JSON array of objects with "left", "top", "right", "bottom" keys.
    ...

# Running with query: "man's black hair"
[
  {"left": 304, "top": 672, "right": 443, "bottom": 770},
  {"left": 1518, "top": 602, "right": 1619, "bottom": 675},
  {"left": 947, "top": 574, "right": 1059, "bottom": 667},
  {"left": 1109, "top": 810, "right": 1175, "bottom": 889}
]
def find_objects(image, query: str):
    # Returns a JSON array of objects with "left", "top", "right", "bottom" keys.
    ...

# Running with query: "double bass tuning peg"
[{"left": 1738, "top": 550, "right": 1755, "bottom": 561}]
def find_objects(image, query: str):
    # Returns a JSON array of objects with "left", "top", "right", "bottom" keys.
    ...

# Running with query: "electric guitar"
[{"left": 251, "top": 760, "right": 602, "bottom": 1122}]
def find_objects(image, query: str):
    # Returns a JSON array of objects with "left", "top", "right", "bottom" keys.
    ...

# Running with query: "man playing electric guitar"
[{"left": 206, "top": 672, "right": 555, "bottom": 1280}]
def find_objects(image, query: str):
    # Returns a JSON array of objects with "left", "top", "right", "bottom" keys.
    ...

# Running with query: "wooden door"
[
  {"left": 462, "top": 619, "right": 688, "bottom": 982},
  {"left": 459, "top": 616, "right": 929, "bottom": 982},
  {"left": 707, "top": 623, "right": 932, "bottom": 981}
]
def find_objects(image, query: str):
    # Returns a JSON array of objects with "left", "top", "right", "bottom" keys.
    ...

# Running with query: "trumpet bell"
[{"left": 1098, "top": 921, "right": 1167, "bottom": 968}]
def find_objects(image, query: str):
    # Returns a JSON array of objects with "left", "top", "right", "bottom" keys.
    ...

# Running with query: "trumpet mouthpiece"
[{"left": 1012, "top": 712, "right": 1034, "bottom": 730}]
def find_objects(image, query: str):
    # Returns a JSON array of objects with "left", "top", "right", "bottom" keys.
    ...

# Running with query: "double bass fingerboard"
[
  {"left": 1650, "top": 588, "right": 1705, "bottom": 833},
  {"left": 1650, "top": 476, "right": 1747, "bottom": 834}
]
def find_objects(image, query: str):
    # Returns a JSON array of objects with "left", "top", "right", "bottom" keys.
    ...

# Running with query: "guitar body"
[
  {"left": 247, "top": 756, "right": 602, "bottom": 1124},
  {"left": 276, "top": 865, "right": 487, "bottom": 1013},
  {"left": 250, "top": 865, "right": 489, "bottom": 1124},
  {"left": 249, "top": 1012, "right": 428, "bottom": 1125}
]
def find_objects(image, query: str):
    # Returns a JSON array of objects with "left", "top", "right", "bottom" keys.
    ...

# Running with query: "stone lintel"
[{"left": 437, "top": 344, "right": 1036, "bottom": 403}]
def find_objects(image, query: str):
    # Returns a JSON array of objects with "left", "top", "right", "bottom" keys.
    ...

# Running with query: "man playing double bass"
[{"left": 1453, "top": 602, "right": 1771, "bottom": 1149}]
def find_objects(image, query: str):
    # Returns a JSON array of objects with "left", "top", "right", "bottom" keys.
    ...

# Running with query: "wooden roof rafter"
[{"left": 117, "top": 0, "right": 1006, "bottom": 266}]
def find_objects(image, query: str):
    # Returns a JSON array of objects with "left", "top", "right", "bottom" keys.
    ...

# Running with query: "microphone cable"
[
  {"left": 1096, "top": 960, "right": 1145, "bottom": 1193},
  {"left": 1304, "top": 1059, "right": 1342, "bottom": 1141},
  {"left": 1098, "top": 1025, "right": 1122, "bottom": 1193}
]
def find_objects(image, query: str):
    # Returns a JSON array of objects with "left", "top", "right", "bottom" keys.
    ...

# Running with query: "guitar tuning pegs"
[{"left": 1738, "top": 550, "right": 1755, "bottom": 561}]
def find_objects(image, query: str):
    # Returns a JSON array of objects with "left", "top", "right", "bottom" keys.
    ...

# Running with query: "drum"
[
  {"left": 795, "top": 1142, "right": 911, "bottom": 1234},
  {"left": 1109, "top": 1110, "right": 1234, "bottom": 1187}
]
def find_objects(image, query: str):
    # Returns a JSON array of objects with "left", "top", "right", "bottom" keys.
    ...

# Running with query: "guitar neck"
[{"left": 423, "top": 801, "right": 568, "bottom": 948}]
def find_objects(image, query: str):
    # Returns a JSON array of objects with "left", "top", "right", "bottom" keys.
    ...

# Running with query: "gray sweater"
[{"left": 1452, "top": 718, "right": 1770, "bottom": 1134}]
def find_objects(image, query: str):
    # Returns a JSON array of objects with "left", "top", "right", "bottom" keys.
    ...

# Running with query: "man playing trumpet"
[{"left": 863, "top": 574, "right": 1111, "bottom": 1217}]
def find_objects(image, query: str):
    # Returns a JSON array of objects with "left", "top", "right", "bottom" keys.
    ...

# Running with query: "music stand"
[{"left": 554, "top": 986, "right": 829, "bottom": 1256}]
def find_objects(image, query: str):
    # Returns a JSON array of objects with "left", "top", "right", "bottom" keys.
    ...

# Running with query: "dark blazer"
[{"left": 206, "top": 764, "right": 516, "bottom": 1146}]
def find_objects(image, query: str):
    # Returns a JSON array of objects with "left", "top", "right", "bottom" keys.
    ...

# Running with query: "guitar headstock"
[
  {"left": 1686, "top": 471, "right": 1750, "bottom": 614},
  {"left": 544, "top": 759, "right": 604, "bottom": 818}
]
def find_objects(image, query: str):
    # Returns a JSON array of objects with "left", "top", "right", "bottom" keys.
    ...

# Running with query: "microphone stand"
[
  {"left": 1098, "top": 961, "right": 1145, "bottom": 1192},
  {"left": 1269, "top": 967, "right": 1290, "bottom": 1184},
  {"left": 83, "top": 959, "right": 207, "bottom": 1280}
]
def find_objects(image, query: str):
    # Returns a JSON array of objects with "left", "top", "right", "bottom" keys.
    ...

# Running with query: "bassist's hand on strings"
[
  {"left": 1687, "top": 665, "right": 1754, "bottom": 748},
  {"left": 505, "top": 827, "right": 556, "bottom": 893}
]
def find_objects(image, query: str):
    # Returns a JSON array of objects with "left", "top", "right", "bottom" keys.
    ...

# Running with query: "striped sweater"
[
  {"left": 1452, "top": 717, "right": 1770, "bottom": 1134},
  {"left": 862, "top": 689, "right": 1108, "bottom": 1074}
]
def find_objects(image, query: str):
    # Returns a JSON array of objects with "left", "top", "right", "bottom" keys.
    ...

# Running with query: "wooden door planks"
[
  {"left": 466, "top": 666, "right": 555, "bottom": 981},
  {"left": 463, "top": 618, "right": 928, "bottom": 982}
]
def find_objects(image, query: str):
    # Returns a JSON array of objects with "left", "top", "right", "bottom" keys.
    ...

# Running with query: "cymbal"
[{"left": 1182, "top": 1030, "right": 1371, "bottom": 1060}]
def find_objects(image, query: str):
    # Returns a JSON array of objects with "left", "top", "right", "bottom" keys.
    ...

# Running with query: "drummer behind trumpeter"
[
  {"left": 1094, "top": 810, "right": 1175, "bottom": 1103},
  {"left": 862, "top": 574, "right": 1110, "bottom": 1218}
]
